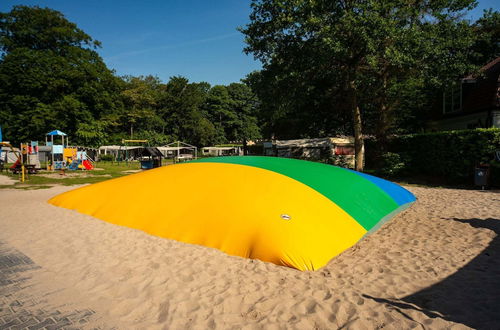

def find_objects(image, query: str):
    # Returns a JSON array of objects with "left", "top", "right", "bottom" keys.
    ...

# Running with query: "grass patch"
[
  {"left": 0, "top": 161, "right": 142, "bottom": 190},
  {"left": 14, "top": 185, "right": 54, "bottom": 190}
]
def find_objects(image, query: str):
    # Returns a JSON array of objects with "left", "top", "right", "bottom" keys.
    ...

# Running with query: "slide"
[{"left": 82, "top": 160, "right": 93, "bottom": 170}]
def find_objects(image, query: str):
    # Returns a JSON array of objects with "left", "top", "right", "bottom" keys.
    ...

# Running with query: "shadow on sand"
[{"left": 364, "top": 217, "right": 500, "bottom": 329}]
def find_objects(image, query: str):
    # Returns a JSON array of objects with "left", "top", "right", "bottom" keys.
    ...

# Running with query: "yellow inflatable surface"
[{"left": 49, "top": 157, "right": 415, "bottom": 270}]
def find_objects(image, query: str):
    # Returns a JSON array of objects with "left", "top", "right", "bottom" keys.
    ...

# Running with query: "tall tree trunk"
[
  {"left": 349, "top": 81, "right": 364, "bottom": 172},
  {"left": 353, "top": 103, "right": 364, "bottom": 172},
  {"left": 375, "top": 72, "right": 390, "bottom": 159},
  {"left": 375, "top": 102, "right": 390, "bottom": 157}
]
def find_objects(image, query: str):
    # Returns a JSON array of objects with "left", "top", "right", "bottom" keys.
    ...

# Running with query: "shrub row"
[{"left": 366, "top": 128, "right": 500, "bottom": 186}]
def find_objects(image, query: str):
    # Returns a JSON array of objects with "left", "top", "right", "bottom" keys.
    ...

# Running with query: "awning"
[{"left": 47, "top": 130, "right": 67, "bottom": 136}]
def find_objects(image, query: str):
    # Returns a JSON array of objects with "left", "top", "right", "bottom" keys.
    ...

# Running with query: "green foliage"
[
  {"left": 3, "top": 1, "right": 495, "bottom": 166},
  {"left": 372, "top": 129, "right": 500, "bottom": 184},
  {"left": 0, "top": 6, "right": 261, "bottom": 148},
  {"left": 75, "top": 120, "right": 109, "bottom": 147},
  {"left": 99, "top": 154, "right": 114, "bottom": 161},
  {"left": 0, "top": 5, "right": 122, "bottom": 144},
  {"left": 241, "top": 0, "right": 481, "bottom": 167},
  {"left": 0, "top": 5, "right": 99, "bottom": 53},
  {"left": 471, "top": 9, "right": 500, "bottom": 65},
  {"left": 327, "top": 155, "right": 351, "bottom": 169},
  {"left": 378, "top": 152, "right": 405, "bottom": 178}
]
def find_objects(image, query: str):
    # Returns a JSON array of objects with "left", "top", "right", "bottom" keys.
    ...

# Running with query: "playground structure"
[
  {"left": 0, "top": 127, "right": 41, "bottom": 181},
  {"left": 0, "top": 141, "right": 41, "bottom": 180},
  {"left": 0, "top": 142, "right": 28, "bottom": 181},
  {"left": 46, "top": 130, "right": 66, "bottom": 170},
  {"left": 45, "top": 130, "right": 94, "bottom": 171}
]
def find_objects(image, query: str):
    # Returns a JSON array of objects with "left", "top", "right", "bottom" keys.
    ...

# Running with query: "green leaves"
[
  {"left": 376, "top": 128, "right": 500, "bottom": 184},
  {"left": 471, "top": 9, "right": 500, "bottom": 65},
  {"left": 0, "top": 6, "right": 122, "bottom": 145},
  {"left": 0, "top": 5, "right": 98, "bottom": 54},
  {"left": 241, "top": 0, "right": 485, "bottom": 145},
  {"left": 75, "top": 121, "right": 108, "bottom": 148}
]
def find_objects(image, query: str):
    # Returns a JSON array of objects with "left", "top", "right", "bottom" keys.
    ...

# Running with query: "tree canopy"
[
  {"left": 240, "top": 0, "right": 485, "bottom": 170},
  {"left": 0, "top": 6, "right": 261, "bottom": 148},
  {"left": 0, "top": 3, "right": 498, "bottom": 163},
  {"left": 0, "top": 5, "right": 122, "bottom": 144}
]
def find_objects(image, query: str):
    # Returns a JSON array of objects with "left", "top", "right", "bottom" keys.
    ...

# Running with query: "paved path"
[{"left": 0, "top": 241, "right": 98, "bottom": 330}]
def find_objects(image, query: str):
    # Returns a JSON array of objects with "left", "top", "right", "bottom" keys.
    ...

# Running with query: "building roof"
[
  {"left": 136, "top": 147, "right": 163, "bottom": 158},
  {"left": 202, "top": 146, "right": 240, "bottom": 151},
  {"left": 461, "top": 57, "right": 500, "bottom": 114},
  {"left": 99, "top": 145, "right": 143, "bottom": 150},
  {"left": 276, "top": 138, "right": 331, "bottom": 148},
  {"left": 157, "top": 146, "right": 194, "bottom": 151},
  {"left": 274, "top": 137, "right": 354, "bottom": 148},
  {"left": 163, "top": 141, "right": 197, "bottom": 149},
  {"left": 464, "top": 57, "right": 500, "bottom": 80},
  {"left": 47, "top": 130, "right": 67, "bottom": 136}
]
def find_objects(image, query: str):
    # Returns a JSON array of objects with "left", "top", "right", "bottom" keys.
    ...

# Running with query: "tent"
[
  {"left": 49, "top": 156, "right": 416, "bottom": 271},
  {"left": 158, "top": 141, "right": 197, "bottom": 161}
]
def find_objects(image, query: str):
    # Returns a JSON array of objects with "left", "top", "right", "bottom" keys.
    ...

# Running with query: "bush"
[
  {"left": 367, "top": 128, "right": 500, "bottom": 185},
  {"left": 378, "top": 152, "right": 405, "bottom": 177},
  {"left": 99, "top": 154, "right": 114, "bottom": 162}
]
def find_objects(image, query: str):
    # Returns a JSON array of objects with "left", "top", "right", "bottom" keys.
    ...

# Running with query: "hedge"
[{"left": 366, "top": 128, "right": 500, "bottom": 186}]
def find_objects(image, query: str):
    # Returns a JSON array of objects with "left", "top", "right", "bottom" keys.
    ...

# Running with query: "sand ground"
[
  {"left": 0, "top": 185, "right": 498, "bottom": 329},
  {"left": 0, "top": 174, "right": 16, "bottom": 185}
]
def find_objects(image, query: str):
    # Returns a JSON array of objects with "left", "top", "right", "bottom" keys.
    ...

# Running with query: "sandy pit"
[
  {"left": 37, "top": 172, "right": 112, "bottom": 179},
  {"left": 0, "top": 185, "right": 498, "bottom": 329},
  {"left": 0, "top": 174, "right": 17, "bottom": 185}
]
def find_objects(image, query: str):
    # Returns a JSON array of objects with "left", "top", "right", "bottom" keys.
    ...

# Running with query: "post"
[
  {"left": 51, "top": 135, "right": 54, "bottom": 171},
  {"left": 20, "top": 143, "right": 25, "bottom": 182}
]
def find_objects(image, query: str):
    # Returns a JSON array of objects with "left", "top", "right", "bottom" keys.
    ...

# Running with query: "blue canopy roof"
[{"left": 47, "top": 130, "right": 67, "bottom": 136}]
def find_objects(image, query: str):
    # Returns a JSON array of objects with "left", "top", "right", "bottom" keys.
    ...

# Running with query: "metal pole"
[
  {"left": 20, "top": 143, "right": 25, "bottom": 182},
  {"left": 51, "top": 135, "right": 54, "bottom": 171}
]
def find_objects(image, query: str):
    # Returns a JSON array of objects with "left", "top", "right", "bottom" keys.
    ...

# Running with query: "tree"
[
  {"left": 75, "top": 120, "right": 109, "bottom": 147},
  {"left": 226, "top": 83, "right": 261, "bottom": 152},
  {"left": 471, "top": 9, "right": 500, "bottom": 65},
  {"left": 0, "top": 5, "right": 121, "bottom": 144},
  {"left": 203, "top": 85, "right": 235, "bottom": 143},
  {"left": 241, "top": 0, "right": 478, "bottom": 171},
  {"left": 203, "top": 83, "right": 262, "bottom": 146},
  {"left": 120, "top": 75, "right": 164, "bottom": 138},
  {"left": 161, "top": 76, "right": 219, "bottom": 146}
]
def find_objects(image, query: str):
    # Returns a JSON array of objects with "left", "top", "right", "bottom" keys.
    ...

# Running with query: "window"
[
  {"left": 443, "top": 83, "right": 462, "bottom": 114},
  {"left": 335, "top": 145, "right": 355, "bottom": 155}
]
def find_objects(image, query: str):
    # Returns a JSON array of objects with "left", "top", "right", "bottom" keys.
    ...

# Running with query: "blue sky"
[{"left": 1, "top": 0, "right": 498, "bottom": 86}]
